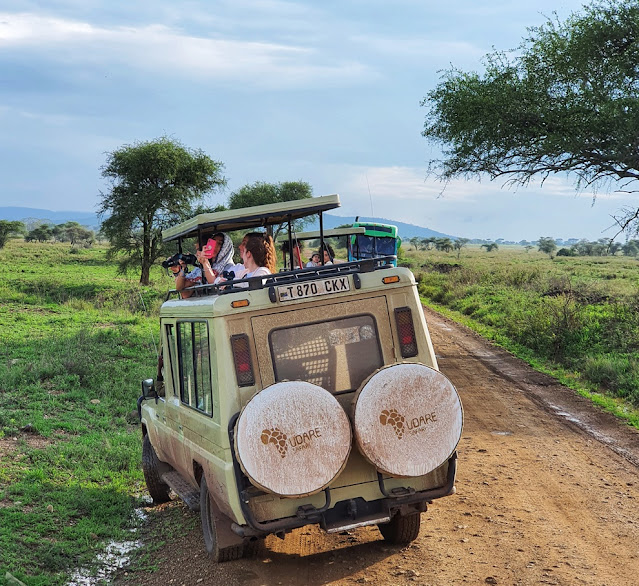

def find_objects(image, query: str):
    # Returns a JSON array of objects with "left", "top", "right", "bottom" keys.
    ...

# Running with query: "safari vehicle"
[
  {"left": 349, "top": 221, "right": 401, "bottom": 267},
  {"left": 138, "top": 194, "right": 463, "bottom": 562}
]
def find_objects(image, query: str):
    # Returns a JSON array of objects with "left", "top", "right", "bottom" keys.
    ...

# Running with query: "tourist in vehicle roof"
[
  {"left": 221, "top": 232, "right": 276, "bottom": 284},
  {"left": 306, "top": 252, "right": 321, "bottom": 267},
  {"left": 171, "top": 257, "right": 202, "bottom": 299},
  {"left": 321, "top": 243, "right": 335, "bottom": 265},
  {"left": 196, "top": 232, "right": 235, "bottom": 283},
  {"left": 172, "top": 232, "right": 235, "bottom": 298}
]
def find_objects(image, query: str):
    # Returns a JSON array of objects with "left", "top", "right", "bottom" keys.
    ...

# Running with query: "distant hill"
[
  {"left": 0, "top": 207, "right": 101, "bottom": 230},
  {"left": 0, "top": 207, "right": 453, "bottom": 240}
]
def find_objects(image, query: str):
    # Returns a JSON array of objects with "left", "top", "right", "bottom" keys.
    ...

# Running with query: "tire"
[
  {"left": 200, "top": 476, "right": 244, "bottom": 562},
  {"left": 378, "top": 512, "right": 421, "bottom": 544},
  {"left": 141, "top": 434, "right": 171, "bottom": 504}
]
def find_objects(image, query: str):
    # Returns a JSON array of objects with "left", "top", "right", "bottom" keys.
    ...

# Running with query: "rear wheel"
[
  {"left": 141, "top": 435, "right": 170, "bottom": 504},
  {"left": 378, "top": 512, "right": 421, "bottom": 544},
  {"left": 200, "top": 476, "right": 244, "bottom": 562}
]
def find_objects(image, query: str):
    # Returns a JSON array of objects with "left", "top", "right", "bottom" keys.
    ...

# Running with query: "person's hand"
[{"left": 196, "top": 249, "right": 210, "bottom": 265}]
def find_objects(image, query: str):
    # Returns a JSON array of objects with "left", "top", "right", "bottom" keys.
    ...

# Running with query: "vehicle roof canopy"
[
  {"left": 163, "top": 194, "right": 340, "bottom": 242},
  {"left": 276, "top": 226, "right": 366, "bottom": 242}
]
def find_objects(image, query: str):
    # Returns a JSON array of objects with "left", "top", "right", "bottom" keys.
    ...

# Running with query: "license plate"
[{"left": 277, "top": 276, "right": 351, "bottom": 301}]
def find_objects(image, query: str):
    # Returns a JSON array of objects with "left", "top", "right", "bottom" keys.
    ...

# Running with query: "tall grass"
[
  {"left": 0, "top": 241, "right": 170, "bottom": 586},
  {"left": 412, "top": 246, "right": 639, "bottom": 407}
]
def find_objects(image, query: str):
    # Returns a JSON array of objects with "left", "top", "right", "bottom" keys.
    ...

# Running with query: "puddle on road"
[
  {"left": 548, "top": 403, "right": 584, "bottom": 426},
  {"left": 67, "top": 505, "right": 149, "bottom": 586},
  {"left": 491, "top": 431, "right": 513, "bottom": 436}
]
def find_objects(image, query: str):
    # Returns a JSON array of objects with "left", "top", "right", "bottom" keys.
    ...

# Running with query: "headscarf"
[{"left": 209, "top": 233, "right": 235, "bottom": 275}]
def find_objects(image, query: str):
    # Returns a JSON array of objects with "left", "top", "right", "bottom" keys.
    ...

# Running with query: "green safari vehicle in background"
[{"left": 138, "top": 194, "right": 463, "bottom": 562}]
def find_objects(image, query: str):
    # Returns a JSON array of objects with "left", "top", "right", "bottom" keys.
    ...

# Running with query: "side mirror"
[{"left": 141, "top": 378, "right": 157, "bottom": 398}]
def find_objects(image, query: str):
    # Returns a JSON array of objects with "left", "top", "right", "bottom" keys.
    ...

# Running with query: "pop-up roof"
[
  {"left": 276, "top": 226, "right": 366, "bottom": 242},
  {"left": 162, "top": 194, "right": 341, "bottom": 242}
]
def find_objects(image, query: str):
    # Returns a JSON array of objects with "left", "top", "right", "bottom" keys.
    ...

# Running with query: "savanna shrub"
[{"left": 583, "top": 355, "right": 639, "bottom": 405}]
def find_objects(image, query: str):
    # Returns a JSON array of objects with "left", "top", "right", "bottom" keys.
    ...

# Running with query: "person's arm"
[{"left": 196, "top": 251, "right": 217, "bottom": 283}]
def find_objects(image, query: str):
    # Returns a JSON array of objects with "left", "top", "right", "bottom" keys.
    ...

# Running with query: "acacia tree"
[
  {"left": 228, "top": 181, "right": 313, "bottom": 241},
  {"left": 99, "top": 137, "right": 226, "bottom": 285},
  {"left": 422, "top": 1, "right": 639, "bottom": 235},
  {"left": 453, "top": 237, "right": 470, "bottom": 259},
  {"left": 0, "top": 220, "right": 24, "bottom": 248},
  {"left": 538, "top": 236, "right": 558, "bottom": 258}
]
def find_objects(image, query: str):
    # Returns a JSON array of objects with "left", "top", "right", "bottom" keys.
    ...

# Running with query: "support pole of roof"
[
  {"left": 287, "top": 216, "right": 294, "bottom": 270},
  {"left": 319, "top": 212, "right": 325, "bottom": 265}
]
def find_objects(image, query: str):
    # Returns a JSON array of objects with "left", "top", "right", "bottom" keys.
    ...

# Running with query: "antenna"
[{"left": 365, "top": 174, "right": 374, "bottom": 217}]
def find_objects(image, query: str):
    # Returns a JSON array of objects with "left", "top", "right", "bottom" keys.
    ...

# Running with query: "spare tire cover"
[
  {"left": 352, "top": 363, "right": 463, "bottom": 477},
  {"left": 234, "top": 381, "right": 352, "bottom": 497}
]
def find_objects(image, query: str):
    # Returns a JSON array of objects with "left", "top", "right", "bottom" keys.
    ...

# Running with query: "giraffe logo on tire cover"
[
  {"left": 261, "top": 427, "right": 288, "bottom": 457},
  {"left": 380, "top": 408, "right": 438, "bottom": 438},
  {"left": 261, "top": 426, "right": 323, "bottom": 457},
  {"left": 379, "top": 409, "right": 405, "bottom": 438}
]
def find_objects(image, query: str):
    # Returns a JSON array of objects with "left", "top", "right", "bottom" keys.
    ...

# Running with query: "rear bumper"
[{"left": 228, "top": 410, "right": 457, "bottom": 537}]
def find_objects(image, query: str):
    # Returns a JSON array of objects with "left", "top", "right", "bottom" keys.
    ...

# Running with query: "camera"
[
  {"left": 222, "top": 270, "right": 235, "bottom": 280},
  {"left": 162, "top": 253, "right": 198, "bottom": 269}
]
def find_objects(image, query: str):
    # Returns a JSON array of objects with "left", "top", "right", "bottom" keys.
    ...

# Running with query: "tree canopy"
[
  {"left": 537, "top": 236, "right": 558, "bottom": 258},
  {"left": 99, "top": 137, "right": 226, "bottom": 285},
  {"left": 422, "top": 1, "right": 639, "bottom": 234},
  {"left": 228, "top": 181, "right": 313, "bottom": 240},
  {"left": 0, "top": 220, "right": 24, "bottom": 248}
]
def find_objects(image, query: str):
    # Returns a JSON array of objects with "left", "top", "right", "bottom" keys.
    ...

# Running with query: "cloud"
[
  {"left": 351, "top": 35, "right": 485, "bottom": 65},
  {"left": 0, "top": 12, "right": 376, "bottom": 88}
]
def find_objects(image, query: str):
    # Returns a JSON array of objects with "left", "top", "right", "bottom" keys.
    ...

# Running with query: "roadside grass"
[
  {"left": 0, "top": 241, "right": 170, "bottom": 586},
  {"left": 410, "top": 245, "right": 639, "bottom": 428}
]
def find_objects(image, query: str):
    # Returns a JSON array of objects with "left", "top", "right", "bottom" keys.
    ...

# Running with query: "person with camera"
[
  {"left": 164, "top": 232, "right": 235, "bottom": 298},
  {"left": 169, "top": 254, "right": 202, "bottom": 299},
  {"left": 196, "top": 232, "right": 235, "bottom": 285}
]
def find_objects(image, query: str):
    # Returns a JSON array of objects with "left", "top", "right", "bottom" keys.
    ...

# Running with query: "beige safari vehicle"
[{"left": 138, "top": 194, "right": 463, "bottom": 562}]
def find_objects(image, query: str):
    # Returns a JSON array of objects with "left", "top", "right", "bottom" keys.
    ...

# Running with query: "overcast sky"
[{"left": 0, "top": 0, "right": 629, "bottom": 241}]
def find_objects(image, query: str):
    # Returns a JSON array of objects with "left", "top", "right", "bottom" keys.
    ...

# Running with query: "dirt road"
[{"left": 116, "top": 307, "right": 639, "bottom": 586}]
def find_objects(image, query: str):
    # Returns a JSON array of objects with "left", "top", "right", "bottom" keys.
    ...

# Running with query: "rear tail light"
[
  {"left": 231, "top": 334, "right": 255, "bottom": 386},
  {"left": 394, "top": 307, "right": 418, "bottom": 358}
]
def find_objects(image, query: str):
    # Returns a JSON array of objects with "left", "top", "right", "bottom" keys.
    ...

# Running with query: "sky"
[{"left": 0, "top": 0, "right": 631, "bottom": 241}]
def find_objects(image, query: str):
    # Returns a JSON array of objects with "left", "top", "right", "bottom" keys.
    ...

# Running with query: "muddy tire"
[
  {"left": 200, "top": 476, "right": 244, "bottom": 562},
  {"left": 142, "top": 434, "right": 171, "bottom": 504},
  {"left": 378, "top": 513, "right": 421, "bottom": 544}
]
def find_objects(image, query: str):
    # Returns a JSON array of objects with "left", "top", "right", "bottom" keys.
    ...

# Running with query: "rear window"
[{"left": 269, "top": 315, "right": 383, "bottom": 394}]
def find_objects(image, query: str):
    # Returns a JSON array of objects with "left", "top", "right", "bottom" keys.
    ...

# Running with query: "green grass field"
[
  {"left": 0, "top": 239, "right": 637, "bottom": 585},
  {"left": 403, "top": 244, "right": 639, "bottom": 419},
  {"left": 0, "top": 241, "right": 170, "bottom": 586}
]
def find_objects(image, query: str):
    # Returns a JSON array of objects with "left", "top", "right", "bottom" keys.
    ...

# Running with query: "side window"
[
  {"left": 165, "top": 324, "right": 178, "bottom": 397},
  {"left": 177, "top": 321, "right": 213, "bottom": 416}
]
